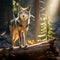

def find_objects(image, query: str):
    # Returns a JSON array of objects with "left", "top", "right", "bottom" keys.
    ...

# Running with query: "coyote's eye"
[
  {"left": 19, "top": 11, "right": 23, "bottom": 14},
  {"left": 25, "top": 11, "right": 29, "bottom": 14}
]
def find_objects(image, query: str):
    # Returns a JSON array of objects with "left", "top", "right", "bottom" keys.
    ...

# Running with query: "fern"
[{"left": 37, "top": 12, "right": 55, "bottom": 42}]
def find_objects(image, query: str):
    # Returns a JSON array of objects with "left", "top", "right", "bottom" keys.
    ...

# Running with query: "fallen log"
[{"left": 0, "top": 38, "right": 59, "bottom": 60}]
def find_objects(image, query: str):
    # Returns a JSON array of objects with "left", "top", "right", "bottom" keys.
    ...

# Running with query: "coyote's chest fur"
[{"left": 17, "top": 18, "right": 28, "bottom": 28}]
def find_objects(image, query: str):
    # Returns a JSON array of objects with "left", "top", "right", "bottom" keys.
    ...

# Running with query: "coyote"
[{"left": 9, "top": 5, "right": 31, "bottom": 48}]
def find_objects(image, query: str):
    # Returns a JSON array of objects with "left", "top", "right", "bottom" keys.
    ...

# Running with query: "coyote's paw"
[{"left": 24, "top": 44, "right": 29, "bottom": 48}]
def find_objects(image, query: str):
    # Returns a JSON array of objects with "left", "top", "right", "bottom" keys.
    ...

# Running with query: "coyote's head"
[{"left": 18, "top": 5, "right": 31, "bottom": 21}]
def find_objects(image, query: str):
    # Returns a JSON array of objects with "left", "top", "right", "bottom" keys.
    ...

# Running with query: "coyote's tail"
[{"left": 0, "top": 31, "right": 6, "bottom": 36}]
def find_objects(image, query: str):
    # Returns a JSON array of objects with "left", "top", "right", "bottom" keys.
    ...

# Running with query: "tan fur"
[
  {"left": 9, "top": 25, "right": 19, "bottom": 46},
  {"left": 9, "top": 25, "right": 28, "bottom": 47}
]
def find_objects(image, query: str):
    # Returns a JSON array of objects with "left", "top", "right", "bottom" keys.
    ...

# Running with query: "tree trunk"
[{"left": 34, "top": 0, "right": 40, "bottom": 42}]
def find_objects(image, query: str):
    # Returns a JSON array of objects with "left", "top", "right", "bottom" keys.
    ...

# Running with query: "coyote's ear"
[
  {"left": 26, "top": 6, "right": 31, "bottom": 11},
  {"left": 18, "top": 4, "right": 22, "bottom": 11}
]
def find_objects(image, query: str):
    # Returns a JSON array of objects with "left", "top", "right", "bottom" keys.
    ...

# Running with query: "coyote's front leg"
[
  {"left": 19, "top": 31, "right": 22, "bottom": 48},
  {"left": 23, "top": 29, "right": 27, "bottom": 47}
]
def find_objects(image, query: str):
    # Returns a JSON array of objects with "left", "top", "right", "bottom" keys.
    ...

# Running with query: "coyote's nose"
[{"left": 23, "top": 15, "right": 24, "bottom": 17}]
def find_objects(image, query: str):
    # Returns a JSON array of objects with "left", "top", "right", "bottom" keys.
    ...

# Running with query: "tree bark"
[{"left": 34, "top": 0, "right": 40, "bottom": 42}]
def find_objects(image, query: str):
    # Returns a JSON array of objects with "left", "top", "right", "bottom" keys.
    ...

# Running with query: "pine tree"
[
  {"left": 37, "top": 12, "right": 55, "bottom": 42},
  {"left": 12, "top": 0, "right": 19, "bottom": 18}
]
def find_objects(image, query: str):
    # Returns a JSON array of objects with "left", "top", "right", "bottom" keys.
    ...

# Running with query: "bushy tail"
[{"left": 0, "top": 31, "right": 6, "bottom": 36}]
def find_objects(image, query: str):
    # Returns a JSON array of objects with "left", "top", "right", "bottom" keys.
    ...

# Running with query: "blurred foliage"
[
  {"left": 12, "top": 0, "right": 24, "bottom": 12},
  {"left": 12, "top": 0, "right": 18, "bottom": 13},
  {"left": 28, "top": 40, "right": 35, "bottom": 45},
  {"left": 37, "top": 12, "right": 55, "bottom": 42}
]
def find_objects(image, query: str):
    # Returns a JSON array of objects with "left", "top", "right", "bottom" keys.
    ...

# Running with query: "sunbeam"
[{"left": 47, "top": 0, "right": 59, "bottom": 20}]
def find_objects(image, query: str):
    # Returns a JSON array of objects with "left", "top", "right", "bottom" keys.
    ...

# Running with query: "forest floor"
[
  {"left": 0, "top": 39, "right": 59, "bottom": 60},
  {"left": 0, "top": 34, "right": 60, "bottom": 60}
]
